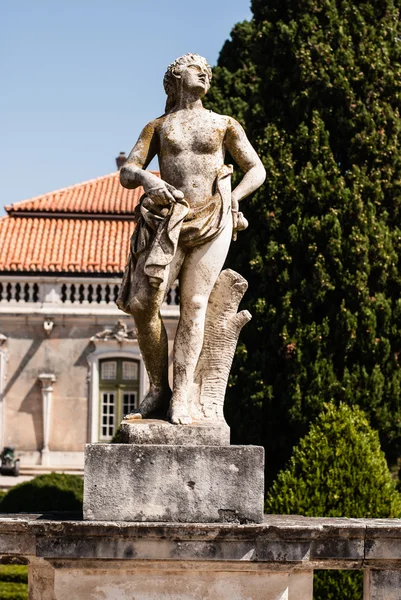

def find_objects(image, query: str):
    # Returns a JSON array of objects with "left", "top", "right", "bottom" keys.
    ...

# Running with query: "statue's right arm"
[
  {"left": 120, "top": 121, "right": 183, "bottom": 205},
  {"left": 120, "top": 121, "right": 161, "bottom": 191}
]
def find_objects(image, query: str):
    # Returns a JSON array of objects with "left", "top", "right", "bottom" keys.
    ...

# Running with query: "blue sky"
[{"left": 0, "top": 0, "right": 252, "bottom": 213}]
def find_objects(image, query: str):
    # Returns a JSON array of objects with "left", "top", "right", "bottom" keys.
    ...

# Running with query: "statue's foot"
[
  {"left": 123, "top": 386, "right": 171, "bottom": 421},
  {"left": 169, "top": 394, "right": 192, "bottom": 425}
]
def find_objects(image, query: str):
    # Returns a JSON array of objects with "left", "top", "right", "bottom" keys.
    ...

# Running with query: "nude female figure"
[{"left": 119, "top": 53, "right": 266, "bottom": 425}]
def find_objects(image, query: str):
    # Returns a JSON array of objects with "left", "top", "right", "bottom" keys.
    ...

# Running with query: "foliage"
[
  {"left": 265, "top": 403, "right": 401, "bottom": 599},
  {"left": 0, "top": 582, "right": 27, "bottom": 600},
  {"left": 0, "top": 473, "right": 83, "bottom": 513},
  {"left": 0, "top": 566, "right": 28, "bottom": 600},
  {"left": 111, "top": 427, "right": 122, "bottom": 443},
  {"left": 265, "top": 403, "right": 401, "bottom": 517},
  {"left": 0, "top": 566, "right": 28, "bottom": 584},
  {"left": 205, "top": 0, "right": 401, "bottom": 484}
]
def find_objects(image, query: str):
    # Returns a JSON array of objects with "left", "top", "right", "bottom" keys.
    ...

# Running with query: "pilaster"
[{"left": 38, "top": 373, "right": 56, "bottom": 466}]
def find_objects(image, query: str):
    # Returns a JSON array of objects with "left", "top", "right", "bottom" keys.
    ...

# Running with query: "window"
[
  {"left": 122, "top": 391, "right": 137, "bottom": 415},
  {"left": 101, "top": 361, "right": 117, "bottom": 380},
  {"left": 122, "top": 361, "right": 138, "bottom": 380},
  {"left": 101, "top": 391, "right": 116, "bottom": 439},
  {"left": 99, "top": 358, "right": 140, "bottom": 440}
]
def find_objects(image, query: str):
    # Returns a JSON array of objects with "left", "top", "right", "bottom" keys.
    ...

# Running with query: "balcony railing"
[
  {"left": 0, "top": 515, "right": 400, "bottom": 599},
  {"left": 0, "top": 276, "right": 179, "bottom": 316}
]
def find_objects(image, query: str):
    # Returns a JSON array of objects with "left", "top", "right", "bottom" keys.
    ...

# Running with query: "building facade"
[{"left": 0, "top": 164, "right": 179, "bottom": 469}]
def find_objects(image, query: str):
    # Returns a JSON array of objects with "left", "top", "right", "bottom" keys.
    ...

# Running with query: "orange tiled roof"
[
  {"left": 0, "top": 170, "right": 158, "bottom": 274},
  {"left": 0, "top": 216, "right": 134, "bottom": 274},
  {"left": 5, "top": 171, "right": 157, "bottom": 215}
]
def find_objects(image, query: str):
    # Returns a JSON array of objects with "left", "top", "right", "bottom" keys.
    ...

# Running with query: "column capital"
[{"left": 38, "top": 373, "right": 56, "bottom": 390}]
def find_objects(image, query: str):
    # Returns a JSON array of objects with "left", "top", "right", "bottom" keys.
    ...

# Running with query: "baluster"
[
  {"left": 105, "top": 284, "right": 110, "bottom": 304},
  {"left": 98, "top": 283, "right": 107, "bottom": 304},
  {"left": 64, "top": 283, "right": 73, "bottom": 304},
  {"left": 7, "top": 282, "right": 16, "bottom": 302},
  {"left": 79, "top": 283, "right": 89, "bottom": 304},
  {"left": 82, "top": 283, "right": 90, "bottom": 304},
  {"left": 33, "top": 283, "right": 39, "bottom": 302}
]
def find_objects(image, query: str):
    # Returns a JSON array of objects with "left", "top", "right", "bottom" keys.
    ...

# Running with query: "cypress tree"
[
  {"left": 206, "top": 0, "right": 401, "bottom": 482},
  {"left": 265, "top": 402, "right": 401, "bottom": 599}
]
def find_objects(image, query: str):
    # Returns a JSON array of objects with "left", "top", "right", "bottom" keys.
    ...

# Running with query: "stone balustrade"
[
  {"left": 0, "top": 276, "right": 180, "bottom": 316},
  {"left": 1, "top": 514, "right": 400, "bottom": 599}
]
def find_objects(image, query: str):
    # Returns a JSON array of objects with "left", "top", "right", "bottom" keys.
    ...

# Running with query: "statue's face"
[{"left": 179, "top": 61, "right": 210, "bottom": 97}]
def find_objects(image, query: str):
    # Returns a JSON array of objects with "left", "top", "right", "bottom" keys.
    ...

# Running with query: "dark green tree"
[
  {"left": 205, "top": 0, "right": 401, "bottom": 482},
  {"left": 265, "top": 402, "right": 401, "bottom": 599}
]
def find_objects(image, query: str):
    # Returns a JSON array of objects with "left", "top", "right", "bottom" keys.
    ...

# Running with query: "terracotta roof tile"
[
  {"left": 0, "top": 169, "right": 163, "bottom": 274},
  {"left": 0, "top": 216, "right": 134, "bottom": 274},
  {"left": 5, "top": 170, "right": 158, "bottom": 215}
]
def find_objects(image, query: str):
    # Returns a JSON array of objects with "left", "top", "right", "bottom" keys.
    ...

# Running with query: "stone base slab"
[
  {"left": 29, "top": 560, "right": 311, "bottom": 600},
  {"left": 120, "top": 419, "right": 230, "bottom": 445},
  {"left": 83, "top": 443, "right": 264, "bottom": 523}
]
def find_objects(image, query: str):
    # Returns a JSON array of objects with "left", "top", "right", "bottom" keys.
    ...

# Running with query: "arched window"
[{"left": 99, "top": 358, "right": 140, "bottom": 440}]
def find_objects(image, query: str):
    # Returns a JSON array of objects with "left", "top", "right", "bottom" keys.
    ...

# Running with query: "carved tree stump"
[{"left": 190, "top": 269, "right": 252, "bottom": 422}]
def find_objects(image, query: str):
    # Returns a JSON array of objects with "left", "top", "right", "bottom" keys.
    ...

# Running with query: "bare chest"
[{"left": 158, "top": 113, "right": 226, "bottom": 156}]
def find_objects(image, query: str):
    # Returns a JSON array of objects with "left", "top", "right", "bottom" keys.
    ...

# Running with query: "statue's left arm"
[{"left": 224, "top": 117, "right": 266, "bottom": 205}]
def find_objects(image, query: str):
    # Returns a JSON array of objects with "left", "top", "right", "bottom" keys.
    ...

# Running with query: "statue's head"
[{"left": 163, "top": 53, "right": 212, "bottom": 113}]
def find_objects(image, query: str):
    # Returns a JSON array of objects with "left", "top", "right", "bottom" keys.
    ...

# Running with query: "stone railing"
[
  {"left": 1, "top": 514, "right": 400, "bottom": 599},
  {"left": 0, "top": 276, "right": 179, "bottom": 316}
]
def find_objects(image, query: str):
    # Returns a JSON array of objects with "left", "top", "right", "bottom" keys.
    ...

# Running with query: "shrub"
[
  {"left": 265, "top": 403, "right": 401, "bottom": 518},
  {"left": 0, "top": 582, "right": 27, "bottom": 600},
  {"left": 0, "top": 473, "right": 83, "bottom": 513},
  {"left": 0, "top": 566, "right": 28, "bottom": 600},
  {"left": 0, "top": 566, "right": 27, "bottom": 584},
  {"left": 265, "top": 403, "right": 401, "bottom": 599}
]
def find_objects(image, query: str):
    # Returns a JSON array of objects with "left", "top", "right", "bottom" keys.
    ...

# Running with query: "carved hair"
[{"left": 163, "top": 53, "right": 212, "bottom": 113}]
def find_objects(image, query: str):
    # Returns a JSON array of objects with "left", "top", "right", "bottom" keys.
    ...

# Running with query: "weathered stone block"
[
  {"left": 364, "top": 569, "right": 401, "bottom": 600},
  {"left": 120, "top": 419, "right": 230, "bottom": 446},
  {"left": 83, "top": 443, "right": 264, "bottom": 523}
]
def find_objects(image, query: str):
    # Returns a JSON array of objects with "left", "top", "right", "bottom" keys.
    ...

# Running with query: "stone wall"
[
  {"left": 3, "top": 317, "right": 93, "bottom": 453},
  {"left": 1, "top": 515, "right": 401, "bottom": 599},
  {"left": 1, "top": 313, "right": 178, "bottom": 460}
]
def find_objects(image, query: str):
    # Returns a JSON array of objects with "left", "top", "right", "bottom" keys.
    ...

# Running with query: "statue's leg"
[
  {"left": 128, "top": 249, "right": 185, "bottom": 418},
  {"left": 170, "top": 222, "right": 233, "bottom": 425}
]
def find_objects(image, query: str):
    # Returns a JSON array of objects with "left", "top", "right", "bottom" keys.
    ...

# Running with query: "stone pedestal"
[
  {"left": 84, "top": 440, "right": 264, "bottom": 523},
  {"left": 120, "top": 419, "right": 230, "bottom": 445}
]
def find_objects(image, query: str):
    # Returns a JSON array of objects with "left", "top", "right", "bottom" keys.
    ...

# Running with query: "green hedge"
[
  {"left": 0, "top": 566, "right": 28, "bottom": 600},
  {"left": 0, "top": 566, "right": 27, "bottom": 584},
  {"left": 0, "top": 473, "right": 83, "bottom": 513},
  {"left": 0, "top": 582, "right": 27, "bottom": 600},
  {"left": 265, "top": 403, "right": 401, "bottom": 599}
]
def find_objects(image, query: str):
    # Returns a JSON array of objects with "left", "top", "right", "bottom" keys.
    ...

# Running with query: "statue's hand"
[{"left": 145, "top": 181, "right": 184, "bottom": 206}]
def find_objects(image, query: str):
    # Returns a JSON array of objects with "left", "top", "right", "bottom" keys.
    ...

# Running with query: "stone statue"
[{"left": 117, "top": 53, "right": 266, "bottom": 425}]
